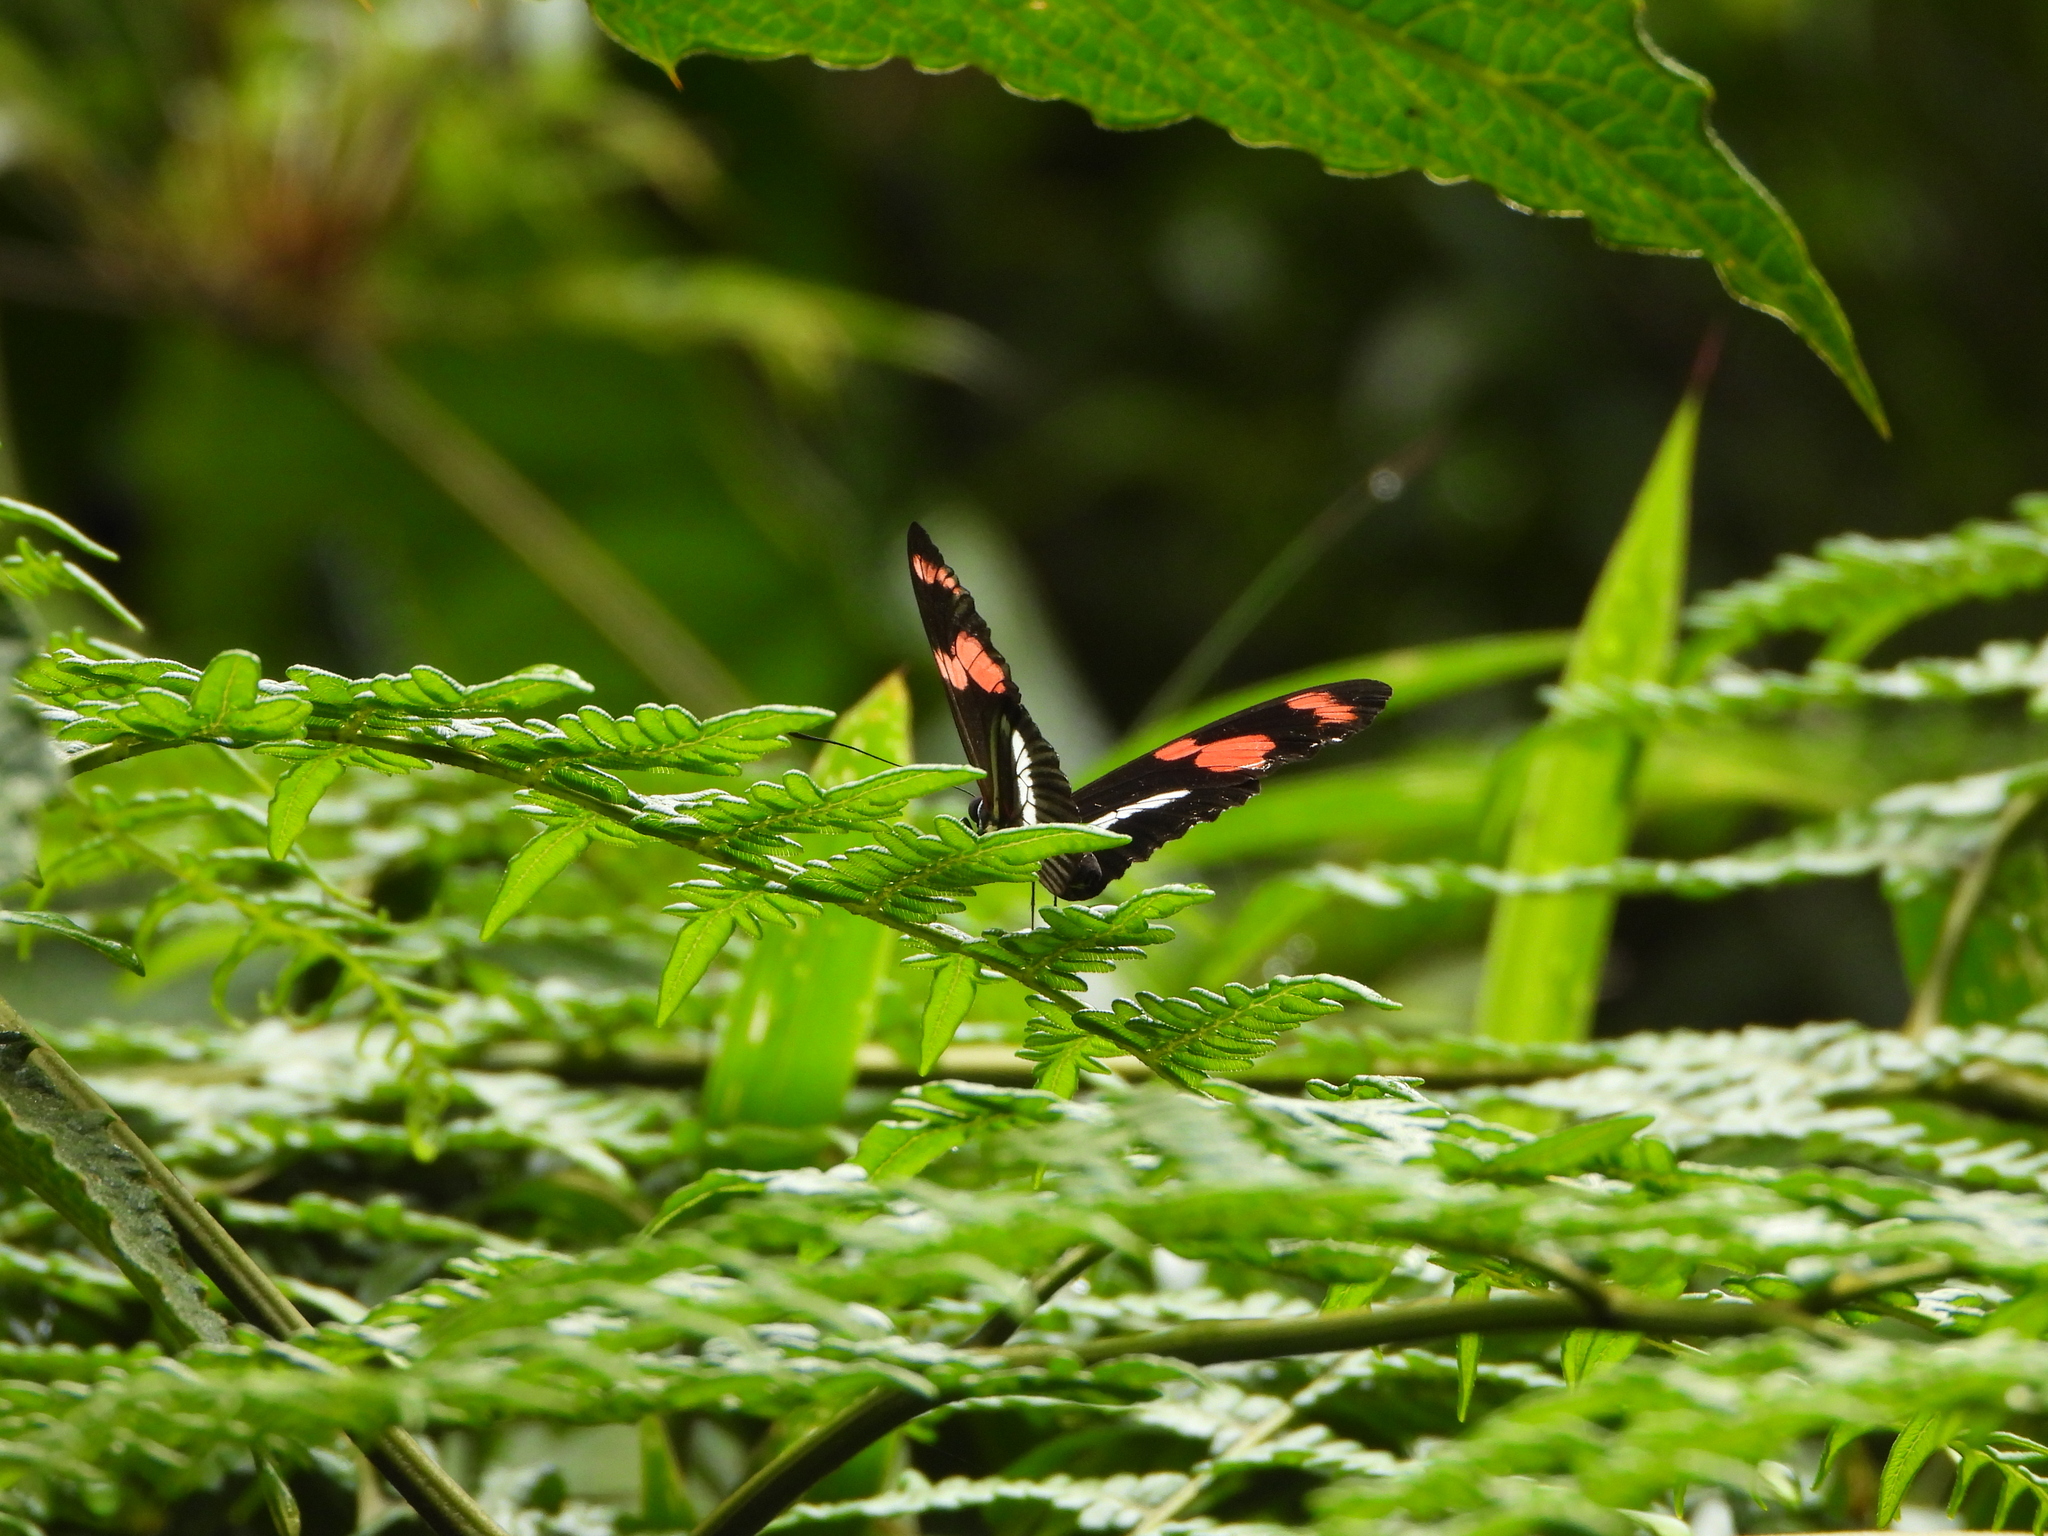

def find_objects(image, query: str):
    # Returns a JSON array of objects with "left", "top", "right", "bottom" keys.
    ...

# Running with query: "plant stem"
[
  {"left": 316, "top": 335, "right": 747, "bottom": 714},
  {"left": 0, "top": 993, "right": 509, "bottom": 1536},
  {"left": 687, "top": 1262, "right": 1931, "bottom": 1536},
  {"left": 692, "top": 1244, "right": 1106, "bottom": 1536},
  {"left": 1903, "top": 789, "right": 2042, "bottom": 1038},
  {"left": 1136, "top": 435, "right": 1436, "bottom": 726}
]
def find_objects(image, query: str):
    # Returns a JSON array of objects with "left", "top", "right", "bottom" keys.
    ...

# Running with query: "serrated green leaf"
[
  {"left": 1951, "top": 1448, "right": 1992, "bottom": 1518},
  {"left": 267, "top": 755, "right": 348, "bottom": 859},
  {"left": 856, "top": 1081, "right": 1068, "bottom": 1178},
  {"left": 223, "top": 695, "right": 312, "bottom": 740},
  {"left": 481, "top": 815, "right": 598, "bottom": 940},
  {"left": 1020, "top": 1016, "right": 1116, "bottom": 1099},
  {"left": 645, "top": 1168, "right": 770, "bottom": 1236},
  {"left": 655, "top": 910, "right": 734, "bottom": 1025},
  {"left": 918, "top": 954, "right": 977, "bottom": 1075},
  {"left": 590, "top": 0, "right": 1877, "bottom": 426},
  {"left": 1877, "top": 1410, "right": 1952, "bottom": 1527},
  {"left": 462, "top": 665, "right": 595, "bottom": 712},
  {"left": 1040, "top": 973, "right": 1392, "bottom": 1091},
  {"left": 0, "top": 911, "right": 142, "bottom": 975}
]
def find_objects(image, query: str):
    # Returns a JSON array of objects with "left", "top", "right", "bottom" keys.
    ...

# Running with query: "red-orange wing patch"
[
  {"left": 911, "top": 552, "right": 960, "bottom": 591},
  {"left": 1192, "top": 734, "right": 1275, "bottom": 773},
  {"left": 1287, "top": 689, "right": 1359, "bottom": 726},
  {"left": 949, "top": 634, "right": 1008, "bottom": 693}
]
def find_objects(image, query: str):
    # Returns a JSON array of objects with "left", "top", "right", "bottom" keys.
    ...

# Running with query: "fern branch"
[
  {"left": 690, "top": 1267, "right": 1918, "bottom": 1536},
  {"left": 62, "top": 726, "right": 1127, "bottom": 1047},
  {"left": 1681, "top": 496, "right": 2048, "bottom": 672},
  {"left": 1551, "top": 639, "right": 2048, "bottom": 727}
]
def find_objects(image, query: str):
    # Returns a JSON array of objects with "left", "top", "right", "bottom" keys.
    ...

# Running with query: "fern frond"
[
  {"left": 666, "top": 766, "right": 981, "bottom": 863},
  {"left": 855, "top": 1081, "right": 1080, "bottom": 1179},
  {"left": 798, "top": 817, "right": 1123, "bottom": 923},
  {"left": 1684, "top": 495, "right": 2048, "bottom": 670},
  {"left": 959, "top": 886, "right": 1211, "bottom": 994},
  {"left": 1025, "top": 975, "right": 1395, "bottom": 1094},
  {"left": 1314, "top": 761, "right": 2048, "bottom": 910},
  {"left": 25, "top": 648, "right": 829, "bottom": 779},
  {"left": 1550, "top": 639, "right": 2048, "bottom": 728}
]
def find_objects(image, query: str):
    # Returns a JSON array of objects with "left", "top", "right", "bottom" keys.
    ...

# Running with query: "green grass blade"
[
  {"left": 1471, "top": 388, "right": 1700, "bottom": 1043},
  {"left": 701, "top": 673, "right": 911, "bottom": 1127},
  {"left": 588, "top": 0, "right": 1879, "bottom": 428}
]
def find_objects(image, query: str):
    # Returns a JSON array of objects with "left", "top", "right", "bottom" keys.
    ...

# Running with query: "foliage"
[
  {"left": 0, "top": 420, "right": 2044, "bottom": 1536},
  {"left": 587, "top": 0, "right": 1880, "bottom": 426},
  {"left": 0, "top": 6, "right": 2046, "bottom": 1536}
]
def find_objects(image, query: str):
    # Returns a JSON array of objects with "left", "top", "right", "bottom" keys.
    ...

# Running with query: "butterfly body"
[{"left": 908, "top": 523, "right": 1389, "bottom": 900}]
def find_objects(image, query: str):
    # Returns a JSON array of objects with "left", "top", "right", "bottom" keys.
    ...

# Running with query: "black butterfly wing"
[
  {"left": 1065, "top": 679, "right": 1392, "bottom": 898},
  {"left": 906, "top": 524, "right": 1087, "bottom": 848}
]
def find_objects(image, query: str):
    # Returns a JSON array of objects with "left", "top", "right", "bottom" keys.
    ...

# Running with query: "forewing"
[
  {"left": 907, "top": 523, "right": 1080, "bottom": 831},
  {"left": 1071, "top": 679, "right": 1392, "bottom": 889}
]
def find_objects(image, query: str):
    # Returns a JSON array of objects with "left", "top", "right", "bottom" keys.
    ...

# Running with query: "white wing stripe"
[
  {"left": 1088, "top": 789, "right": 1190, "bottom": 831},
  {"left": 1012, "top": 730, "right": 1039, "bottom": 823}
]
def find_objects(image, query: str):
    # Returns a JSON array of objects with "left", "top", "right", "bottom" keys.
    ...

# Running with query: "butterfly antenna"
[
  {"left": 786, "top": 731, "right": 902, "bottom": 770},
  {"left": 790, "top": 730, "right": 982, "bottom": 805}
]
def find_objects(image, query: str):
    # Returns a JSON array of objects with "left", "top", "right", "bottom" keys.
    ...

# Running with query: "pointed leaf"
[
  {"left": 590, "top": 1, "right": 1878, "bottom": 425},
  {"left": 0, "top": 495, "right": 118, "bottom": 559},
  {"left": 481, "top": 816, "right": 598, "bottom": 940},
  {"left": 1475, "top": 384, "right": 1701, "bottom": 1044},
  {"left": 1455, "top": 1275, "right": 1489, "bottom": 1422},
  {"left": 267, "top": 755, "right": 348, "bottom": 859},
  {"left": 655, "top": 910, "right": 735, "bottom": 1024},
  {"left": 0, "top": 911, "right": 142, "bottom": 974},
  {"left": 1482, "top": 1114, "right": 1656, "bottom": 1179},
  {"left": 1877, "top": 1411, "right": 1952, "bottom": 1527},
  {"left": 918, "top": 954, "right": 978, "bottom": 1074}
]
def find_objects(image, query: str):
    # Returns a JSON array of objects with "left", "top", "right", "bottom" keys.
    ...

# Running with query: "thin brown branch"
[
  {"left": 692, "top": 1244, "right": 1109, "bottom": 1536},
  {"left": 689, "top": 1263, "right": 1948, "bottom": 1536},
  {"left": 0, "top": 994, "right": 508, "bottom": 1536},
  {"left": 315, "top": 334, "right": 748, "bottom": 714}
]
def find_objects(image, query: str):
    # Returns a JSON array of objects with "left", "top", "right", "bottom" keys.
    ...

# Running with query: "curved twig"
[
  {"left": 690, "top": 1263, "right": 1940, "bottom": 1536},
  {"left": 692, "top": 1244, "right": 1109, "bottom": 1536}
]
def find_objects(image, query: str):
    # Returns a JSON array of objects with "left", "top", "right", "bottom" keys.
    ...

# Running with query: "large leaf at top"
[{"left": 586, "top": 0, "right": 1880, "bottom": 429}]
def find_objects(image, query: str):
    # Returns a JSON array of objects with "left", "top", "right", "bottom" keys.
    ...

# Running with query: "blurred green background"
[{"left": 1, "top": 0, "right": 2043, "bottom": 1039}]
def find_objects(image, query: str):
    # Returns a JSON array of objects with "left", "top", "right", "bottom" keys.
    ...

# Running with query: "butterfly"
[{"left": 908, "top": 523, "right": 1391, "bottom": 900}]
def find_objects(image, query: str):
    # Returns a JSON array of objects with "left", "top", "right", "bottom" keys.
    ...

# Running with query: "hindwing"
[{"left": 908, "top": 523, "right": 1391, "bottom": 901}]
